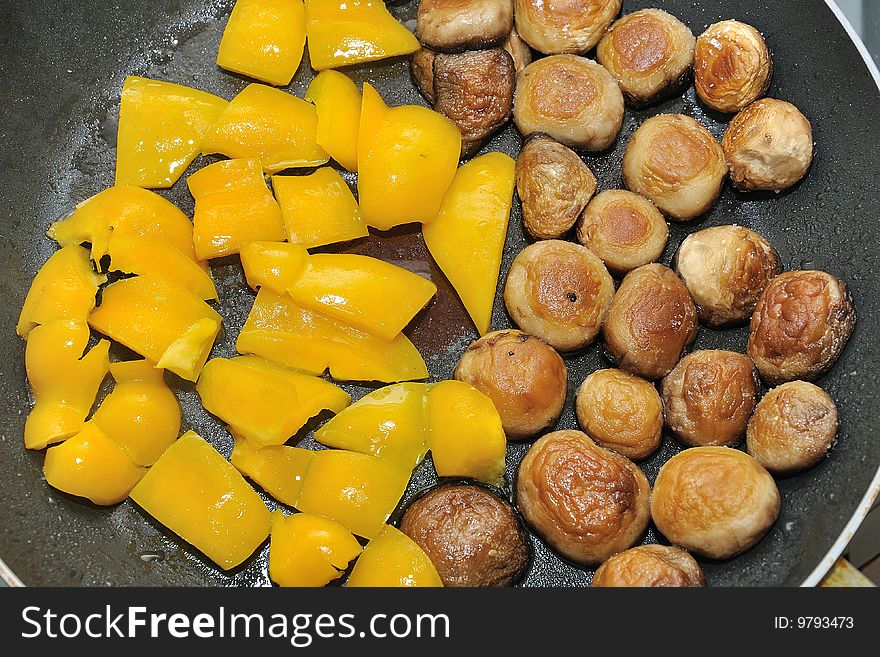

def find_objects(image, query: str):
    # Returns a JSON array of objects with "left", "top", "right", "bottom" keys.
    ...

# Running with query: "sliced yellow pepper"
[
  {"left": 357, "top": 83, "right": 461, "bottom": 231},
  {"left": 188, "top": 158, "right": 286, "bottom": 261},
  {"left": 88, "top": 275, "right": 221, "bottom": 382},
  {"left": 17, "top": 245, "right": 105, "bottom": 339},
  {"left": 296, "top": 449, "right": 410, "bottom": 539},
  {"left": 426, "top": 380, "right": 507, "bottom": 486},
  {"left": 24, "top": 320, "right": 110, "bottom": 451},
  {"left": 305, "top": 70, "right": 362, "bottom": 171},
  {"left": 47, "top": 185, "right": 200, "bottom": 264},
  {"left": 304, "top": 0, "right": 420, "bottom": 71},
  {"left": 44, "top": 422, "right": 147, "bottom": 506},
  {"left": 314, "top": 383, "right": 429, "bottom": 470},
  {"left": 201, "top": 83, "right": 329, "bottom": 173},
  {"left": 237, "top": 288, "right": 428, "bottom": 383},
  {"left": 217, "top": 0, "right": 306, "bottom": 87},
  {"left": 230, "top": 435, "right": 314, "bottom": 507},
  {"left": 269, "top": 510, "right": 362, "bottom": 587},
  {"left": 91, "top": 360, "right": 181, "bottom": 466},
  {"left": 423, "top": 152, "right": 516, "bottom": 336},
  {"left": 273, "top": 168, "right": 368, "bottom": 247},
  {"left": 347, "top": 525, "right": 443, "bottom": 588},
  {"left": 196, "top": 355, "right": 350, "bottom": 447},
  {"left": 115, "top": 76, "right": 228, "bottom": 189},
  {"left": 130, "top": 431, "right": 271, "bottom": 570},
  {"left": 107, "top": 234, "right": 217, "bottom": 301}
]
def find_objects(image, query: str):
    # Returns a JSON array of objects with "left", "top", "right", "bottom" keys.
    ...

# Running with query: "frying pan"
[{"left": 1, "top": 0, "right": 878, "bottom": 587}]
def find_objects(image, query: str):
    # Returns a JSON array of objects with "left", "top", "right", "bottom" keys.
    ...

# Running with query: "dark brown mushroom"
[{"left": 410, "top": 48, "right": 437, "bottom": 103}]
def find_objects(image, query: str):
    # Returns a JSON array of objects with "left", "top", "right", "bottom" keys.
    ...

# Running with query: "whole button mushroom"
[
  {"left": 661, "top": 350, "right": 760, "bottom": 448},
  {"left": 516, "top": 134, "right": 598, "bottom": 240},
  {"left": 454, "top": 329, "right": 567, "bottom": 440},
  {"left": 722, "top": 98, "right": 814, "bottom": 192},
  {"left": 602, "top": 263, "right": 699, "bottom": 380},
  {"left": 514, "top": 0, "right": 621, "bottom": 55},
  {"left": 400, "top": 484, "right": 530, "bottom": 587},
  {"left": 675, "top": 225, "right": 781, "bottom": 327},
  {"left": 694, "top": 20, "right": 772, "bottom": 113},
  {"left": 748, "top": 270, "right": 856, "bottom": 384},
  {"left": 622, "top": 114, "right": 728, "bottom": 221},
  {"left": 513, "top": 54, "right": 625, "bottom": 152},
  {"left": 591, "top": 544, "right": 705, "bottom": 587},
  {"left": 503, "top": 240, "right": 615, "bottom": 352},
  {"left": 651, "top": 447, "right": 780, "bottom": 560},
  {"left": 597, "top": 9, "right": 696, "bottom": 106},
  {"left": 747, "top": 381, "right": 839, "bottom": 475},
  {"left": 517, "top": 429, "right": 651, "bottom": 566},
  {"left": 416, "top": 0, "right": 513, "bottom": 52},
  {"left": 576, "top": 189, "right": 669, "bottom": 275},
  {"left": 575, "top": 368, "right": 663, "bottom": 461}
]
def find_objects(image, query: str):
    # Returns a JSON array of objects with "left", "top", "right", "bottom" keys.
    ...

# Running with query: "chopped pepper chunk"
[
  {"left": 239, "top": 241, "right": 309, "bottom": 294},
  {"left": 305, "top": 70, "right": 362, "bottom": 172},
  {"left": 347, "top": 525, "right": 443, "bottom": 587},
  {"left": 230, "top": 436, "right": 314, "bottom": 507},
  {"left": 115, "top": 76, "right": 228, "bottom": 189},
  {"left": 130, "top": 431, "right": 271, "bottom": 570}
]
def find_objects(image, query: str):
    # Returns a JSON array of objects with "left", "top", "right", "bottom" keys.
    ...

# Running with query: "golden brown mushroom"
[
  {"left": 514, "top": 0, "right": 622, "bottom": 55},
  {"left": 746, "top": 381, "right": 838, "bottom": 475},
  {"left": 675, "top": 225, "right": 781, "bottom": 327},
  {"left": 503, "top": 240, "right": 615, "bottom": 352},
  {"left": 592, "top": 544, "right": 704, "bottom": 587},
  {"left": 747, "top": 270, "right": 856, "bottom": 384},
  {"left": 576, "top": 190, "right": 669, "bottom": 275},
  {"left": 602, "top": 263, "right": 698, "bottom": 380},
  {"left": 694, "top": 20, "right": 772, "bottom": 113},
  {"left": 517, "top": 429, "right": 650, "bottom": 566},
  {"left": 516, "top": 133, "right": 598, "bottom": 240},
  {"left": 416, "top": 0, "right": 514, "bottom": 53},
  {"left": 722, "top": 98, "right": 814, "bottom": 191},
  {"left": 513, "top": 54, "right": 625, "bottom": 152},
  {"left": 596, "top": 9, "right": 696, "bottom": 106},
  {"left": 575, "top": 368, "right": 663, "bottom": 461},
  {"left": 661, "top": 350, "right": 760, "bottom": 447},
  {"left": 622, "top": 113, "right": 727, "bottom": 221},
  {"left": 651, "top": 446, "right": 780, "bottom": 560},
  {"left": 454, "top": 329, "right": 567, "bottom": 440}
]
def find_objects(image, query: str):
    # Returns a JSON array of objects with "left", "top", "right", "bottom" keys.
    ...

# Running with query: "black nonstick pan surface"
[{"left": 1, "top": 0, "right": 879, "bottom": 587}]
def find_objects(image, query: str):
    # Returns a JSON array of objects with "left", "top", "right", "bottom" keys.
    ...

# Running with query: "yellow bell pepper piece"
[
  {"left": 426, "top": 380, "right": 507, "bottom": 486},
  {"left": 357, "top": 83, "right": 461, "bottom": 231},
  {"left": 314, "top": 383, "right": 429, "bottom": 470},
  {"left": 237, "top": 288, "right": 428, "bottom": 382},
  {"left": 273, "top": 168, "right": 368, "bottom": 247},
  {"left": 304, "top": 0, "right": 420, "bottom": 71},
  {"left": 231, "top": 436, "right": 314, "bottom": 507},
  {"left": 197, "top": 355, "right": 350, "bottom": 447},
  {"left": 107, "top": 234, "right": 217, "bottom": 301},
  {"left": 115, "top": 76, "right": 228, "bottom": 189},
  {"left": 88, "top": 275, "right": 221, "bottom": 382},
  {"left": 217, "top": 0, "right": 306, "bottom": 87},
  {"left": 130, "top": 431, "right": 271, "bottom": 570},
  {"left": 17, "top": 245, "right": 105, "bottom": 339},
  {"left": 201, "top": 83, "right": 329, "bottom": 173},
  {"left": 347, "top": 525, "right": 443, "bottom": 588},
  {"left": 188, "top": 158, "right": 286, "bottom": 260},
  {"left": 24, "top": 320, "right": 110, "bottom": 451},
  {"left": 423, "top": 152, "right": 516, "bottom": 336},
  {"left": 44, "top": 422, "right": 147, "bottom": 506},
  {"left": 47, "top": 185, "right": 200, "bottom": 265},
  {"left": 269, "top": 510, "right": 362, "bottom": 587},
  {"left": 296, "top": 449, "right": 410, "bottom": 539},
  {"left": 91, "top": 360, "right": 181, "bottom": 466},
  {"left": 239, "top": 241, "right": 309, "bottom": 293},
  {"left": 305, "top": 70, "right": 361, "bottom": 172}
]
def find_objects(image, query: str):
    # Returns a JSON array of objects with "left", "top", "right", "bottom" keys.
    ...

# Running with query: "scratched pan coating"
[{"left": 1, "top": 0, "right": 878, "bottom": 587}]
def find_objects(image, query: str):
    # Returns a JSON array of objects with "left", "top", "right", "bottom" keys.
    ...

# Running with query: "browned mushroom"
[
  {"left": 416, "top": 0, "right": 514, "bottom": 53},
  {"left": 517, "top": 429, "right": 650, "bottom": 566},
  {"left": 747, "top": 270, "right": 856, "bottom": 384},
  {"left": 516, "top": 133, "right": 597, "bottom": 240},
  {"left": 433, "top": 48, "right": 516, "bottom": 157},
  {"left": 514, "top": 0, "right": 622, "bottom": 55},
  {"left": 503, "top": 27, "right": 533, "bottom": 74},
  {"left": 410, "top": 48, "right": 437, "bottom": 103},
  {"left": 592, "top": 544, "right": 704, "bottom": 587}
]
